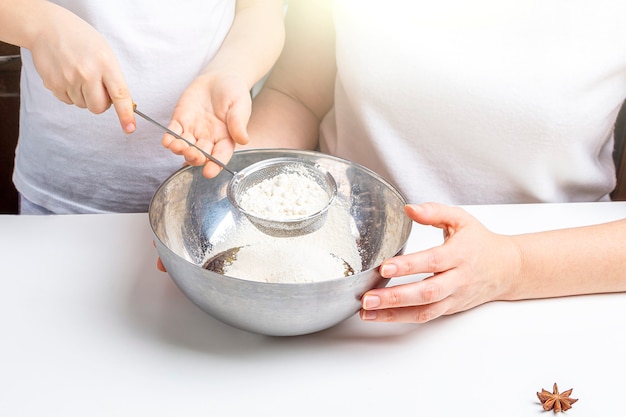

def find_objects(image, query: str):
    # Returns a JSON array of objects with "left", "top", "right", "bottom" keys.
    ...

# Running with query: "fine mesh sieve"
[
  {"left": 133, "top": 106, "right": 337, "bottom": 237},
  {"left": 227, "top": 157, "right": 338, "bottom": 237}
]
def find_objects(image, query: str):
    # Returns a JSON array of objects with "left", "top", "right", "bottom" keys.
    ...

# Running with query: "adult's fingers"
[
  {"left": 360, "top": 271, "right": 463, "bottom": 323},
  {"left": 404, "top": 202, "right": 469, "bottom": 232},
  {"left": 379, "top": 241, "right": 462, "bottom": 278},
  {"left": 152, "top": 240, "right": 167, "bottom": 272},
  {"left": 362, "top": 271, "right": 458, "bottom": 311},
  {"left": 360, "top": 299, "right": 452, "bottom": 323},
  {"left": 156, "top": 257, "right": 167, "bottom": 272}
]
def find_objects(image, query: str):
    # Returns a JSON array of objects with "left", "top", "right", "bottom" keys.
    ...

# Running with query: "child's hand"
[{"left": 162, "top": 72, "right": 252, "bottom": 178}]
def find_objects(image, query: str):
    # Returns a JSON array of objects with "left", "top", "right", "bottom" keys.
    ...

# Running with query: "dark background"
[{"left": 0, "top": 41, "right": 20, "bottom": 214}]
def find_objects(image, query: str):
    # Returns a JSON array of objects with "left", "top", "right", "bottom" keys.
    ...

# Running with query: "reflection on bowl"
[{"left": 149, "top": 149, "right": 412, "bottom": 336}]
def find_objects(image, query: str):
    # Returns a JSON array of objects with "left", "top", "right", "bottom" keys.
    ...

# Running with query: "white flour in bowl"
[
  {"left": 237, "top": 170, "right": 329, "bottom": 221},
  {"left": 221, "top": 243, "right": 354, "bottom": 283},
  {"left": 202, "top": 199, "right": 362, "bottom": 283}
]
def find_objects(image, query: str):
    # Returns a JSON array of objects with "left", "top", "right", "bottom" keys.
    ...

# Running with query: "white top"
[
  {"left": 321, "top": 0, "right": 626, "bottom": 204},
  {"left": 1, "top": 202, "right": 626, "bottom": 416},
  {"left": 13, "top": 0, "right": 234, "bottom": 213}
]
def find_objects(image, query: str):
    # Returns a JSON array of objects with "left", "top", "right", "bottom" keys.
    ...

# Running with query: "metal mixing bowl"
[{"left": 149, "top": 149, "right": 412, "bottom": 336}]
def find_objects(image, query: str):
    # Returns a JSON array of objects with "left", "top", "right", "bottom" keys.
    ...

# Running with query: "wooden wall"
[{"left": 0, "top": 41, "right": 20, "bottom": 214}]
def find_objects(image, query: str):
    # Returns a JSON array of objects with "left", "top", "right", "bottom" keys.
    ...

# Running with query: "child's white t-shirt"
[{"left": 14, "top": 0, "right": 234, "bottom": 213}]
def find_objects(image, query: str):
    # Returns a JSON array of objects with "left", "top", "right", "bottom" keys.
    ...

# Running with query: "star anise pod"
[{"left": 537, "top": 383, "right": 578, "bottom": 413}]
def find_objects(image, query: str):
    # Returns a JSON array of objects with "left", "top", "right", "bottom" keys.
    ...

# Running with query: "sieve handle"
[{"left": 133, "top": 105, "right": 236, "bottom": 176}]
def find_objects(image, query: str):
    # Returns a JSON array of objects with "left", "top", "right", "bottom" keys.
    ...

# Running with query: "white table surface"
[{"left": 1, "top": 202, "right": 625, "bottom": 416}]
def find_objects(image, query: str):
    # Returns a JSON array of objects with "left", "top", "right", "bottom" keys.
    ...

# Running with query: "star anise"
[{"left": 537, "top": 383, "right": 578, "bottom": 413}]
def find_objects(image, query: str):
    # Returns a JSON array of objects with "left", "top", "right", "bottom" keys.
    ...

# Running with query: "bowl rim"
[{"left": 148, "top": 148, "right": 412, "bottom": 286}]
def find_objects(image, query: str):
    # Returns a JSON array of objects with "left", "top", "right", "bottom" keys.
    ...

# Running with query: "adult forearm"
[
  {"left": 242, "top": 0, "right": 336, "bottom": 150},
  {"left": 505, "top": 218, "right": 626, "bottom": 300},
  {"left": 245, "top": 86, "right": 320, "bottom": 150}
]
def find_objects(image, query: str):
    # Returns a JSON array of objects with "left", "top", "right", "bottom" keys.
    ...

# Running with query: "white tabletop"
[{"left": 1, "top": 202, "right": 625, "bottom": 416}]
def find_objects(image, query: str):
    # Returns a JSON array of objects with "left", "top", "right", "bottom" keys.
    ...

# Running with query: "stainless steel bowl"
[{"left": 149, "top": 149, "right": 412, "bottom": 336}]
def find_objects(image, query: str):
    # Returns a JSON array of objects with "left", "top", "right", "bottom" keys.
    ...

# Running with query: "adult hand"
[
  {"left": 29, "top": 5, "right": 135, "bottom": 132},
  {"left": 162, "top": 72, "right": 252, "bottom": 178},
  {"left": 360, "top": 203, "right": 522, "bottom": 323}
]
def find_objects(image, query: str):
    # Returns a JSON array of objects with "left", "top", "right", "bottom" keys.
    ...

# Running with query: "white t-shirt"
[
  {"left": 13, "top": 0, "right": 234, "bottom": 213},
  {"left": 320, "top": 0, "right": 626, "bottom": 204}
]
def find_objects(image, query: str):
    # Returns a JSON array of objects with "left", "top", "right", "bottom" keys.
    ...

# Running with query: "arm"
[
  {"left": 360, "top": 203, "right": 626, "bottom": 323},
  {"left": 508, "top": 216, "right": 626, "bottom": 297},
  {"left": 243, "top": 0, "right": 337, "bottom": 150},
  {"left": 0, "top": 0, "right": 135, "bottom": 132},
  {"left": 164, "top": 0, "right": 287, "bottom": 178}
]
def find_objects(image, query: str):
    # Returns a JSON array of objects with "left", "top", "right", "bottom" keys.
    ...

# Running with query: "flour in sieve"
[{"left": 237, "top": 170, "right": 329, "bottom": 220}]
